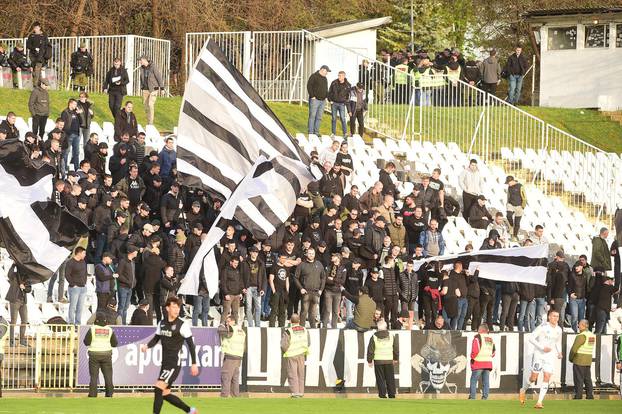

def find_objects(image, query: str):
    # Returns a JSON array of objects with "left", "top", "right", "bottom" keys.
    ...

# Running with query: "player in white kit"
[{"left": 519, "top": 310, "right": 563, "bottom": 409}]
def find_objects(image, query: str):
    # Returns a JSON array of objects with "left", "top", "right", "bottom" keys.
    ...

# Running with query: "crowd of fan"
[{"left": 2, "top": 115, "right": 620, "bottom": 345}]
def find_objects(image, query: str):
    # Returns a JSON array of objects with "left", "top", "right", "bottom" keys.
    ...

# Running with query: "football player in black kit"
[{"left": 141, "top": 296, "right": 199, "bottom": 414}]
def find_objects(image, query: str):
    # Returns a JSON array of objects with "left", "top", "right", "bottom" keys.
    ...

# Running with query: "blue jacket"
[
  {"left": 159, "top": 147, "right": 177, "bottom": 178},
  {"left": 95, "top": 263, "right": 114, "bottom": 293},
  {"left": 419, "top": 229, "right": 445, "bottom": 256}
]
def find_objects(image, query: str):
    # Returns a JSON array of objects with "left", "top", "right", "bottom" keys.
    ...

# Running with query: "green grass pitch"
[{"left": 0, "top": 397, "right": 620, "bottom": 414}]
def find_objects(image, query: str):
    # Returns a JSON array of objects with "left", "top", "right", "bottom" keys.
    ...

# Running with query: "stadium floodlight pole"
[{"left": 410, "top": 0, "right": 414, "bottom": 50}]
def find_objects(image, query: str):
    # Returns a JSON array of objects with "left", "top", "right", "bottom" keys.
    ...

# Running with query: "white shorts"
[{"left": 531, "top": 356, "right": 555, "bottom": 374}]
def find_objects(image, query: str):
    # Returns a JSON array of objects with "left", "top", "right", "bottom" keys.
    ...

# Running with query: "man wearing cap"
[
  {"left": 132, "top": 203, "right": 152, "bottom": 233},
  {"left": 504, "top": 176, "right": 526, "bottom": 240},
  {"left": 29, "top": 78, "right": 50, "bottom": 138},
  {"left": 282, "top": 313, "right": 310, "bottom": 397},
  {"left": 117, "top": 246, "right": 139, "bottom": 324},
  {"left": 241, "top": 245, "right": 266, "bottom": 327},
  {"left": 84, "top": 311, "right": 118, "bottom": 397},
  {"left": 130, "top": 299, "right": 151, "bottom": 325},
  {"left": 367, "top": 319, "right": 399, "bottom": 398},
  {"left": 468, "top": 195, "right": 492, "bottom": 229},
  {"left": 342, "top": 284, "right": 376, "bottom": 332},
  {"left": 70, "top": 42, "right": 93, "bottom": 92},
  {"left": 95, "top": 252, "right": 117, "bottom": 311},
  {"left": 186, "top": 201, "right": 205, "bottom": 228},
  {"left": 547, "top": 251, "right": 570, "bottom": 314},
  {"left": 139, "top": 56, "right": 164, "bottom": 125},
  {"left": 307, "top": 65, "right": 330, "bottom": 136},
  {"left": 364, "top": 267, "right": 385, "bottom": 310}
]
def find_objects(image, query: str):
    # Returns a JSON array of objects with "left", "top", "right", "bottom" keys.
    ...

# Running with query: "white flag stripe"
[
  {"left": 0, "top": 164, "right": 68, "bottom": 272},
  {"left": 195, "top": 49, "right": 300, "bottom": 158},
  {"left": 176, "top": 159, "right": 234, "bottom": 199},
  {"left": 466, "top": 261, "right": 548, "bottom": 285},
  {"left": 178, "top": 225, "right": 225, "bottom": 297},
  {"left": 187, "top": 69, "right": 282, "bottom": 159},
  {"left": 261, "top": 192, "right": 291, "bottom": 222},
  {"left": 238, "top": 198, "right": 277, "bottom": 236},
  {"left": 177, "top": 139, "right": 246, "bottom": 184}
]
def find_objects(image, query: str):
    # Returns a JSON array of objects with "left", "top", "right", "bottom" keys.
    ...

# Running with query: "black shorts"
[{"left": 158, "top": 362, "right": 181, "bottom": 388}]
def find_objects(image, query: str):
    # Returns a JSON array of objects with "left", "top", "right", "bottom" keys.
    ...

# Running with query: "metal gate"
[{"left": 0, "top": 35, "right": 170, "bottom": 96}]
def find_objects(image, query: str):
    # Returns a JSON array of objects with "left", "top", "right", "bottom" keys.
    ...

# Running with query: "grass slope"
[
  {"left": 0, "top": 89, "right": 333, "bottom": 138},
  {"left": 0, "top": 396, "right": 620, "bottom": 414},
  {"left": 0, "top": 88, "right": 619, "bottom": 152}
]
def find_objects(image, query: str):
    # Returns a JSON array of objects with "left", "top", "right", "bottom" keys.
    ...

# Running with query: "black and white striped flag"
[
  {"left": 0, "top": 140, "right": 89, "bottom": 284},
  {"left": 413, "top": 244, "right": 549, "bottom": 285},
  {"left": 176, "top": 38, "right": 314, "bottom": 201},
  {"left": 179, "top": 155, "right": 314, "bottom": 297}
]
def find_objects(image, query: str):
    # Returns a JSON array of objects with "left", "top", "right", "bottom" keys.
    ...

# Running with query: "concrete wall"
[
  {"left": 312, "top": 29, "right": 377, "bottom": 85},
  {"left": 539, "top": 23, "right": 622, "bottom": 110}
]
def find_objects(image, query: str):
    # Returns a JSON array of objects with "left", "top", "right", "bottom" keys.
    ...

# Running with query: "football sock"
[
  {"left": 537, "top": 382, "right": 549, "bottom": 403},
  {"left": 153, "top": 387, "right": 164, "bottom": 414},
  {"left": 520, "top": 379, "right": 534, "bottom": 393},
  {"left": 164, "top": 394, "right": 191, "bottom": 412}
]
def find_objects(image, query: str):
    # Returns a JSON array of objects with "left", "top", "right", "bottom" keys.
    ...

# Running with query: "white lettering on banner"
[
  {"left": 306, "top": 329, "right": 340, "bottom": 387},
  {"left": 343, "top": 330, "right": 375, "bottom": 387},
  {"left": 395, "top": 331, "right": 412, "bottom": 388},
  {"left": 463, "top": 332, "right": 519, "bottom": 389},
  {"left": 246, "top": 327, "right": 282, "bottom": 386},
  {"left": 598, "top": 335, "right": 613, "bottom": 385}
]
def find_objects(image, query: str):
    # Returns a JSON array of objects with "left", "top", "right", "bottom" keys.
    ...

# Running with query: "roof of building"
[
  {"left": 309, "top": 17, "right": 392, "bottom": 38},
  {"left": 524, "top": 5, "right": 622, "bottom": 19}
]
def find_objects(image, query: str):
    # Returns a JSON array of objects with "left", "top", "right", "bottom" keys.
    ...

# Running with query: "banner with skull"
[{"left": 243, "top": 328, "right": 620, "bottom": 394}]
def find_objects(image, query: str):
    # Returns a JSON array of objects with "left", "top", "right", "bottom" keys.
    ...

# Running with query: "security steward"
[
  {"left": 218, "top": 314, "right": 246, "bottom": 398},
  {"left": 281, "top": 313, "right": 310, "bottom": 398},
  {"left": 569, "top": 319, "right": 595, "bottom": 399},
  {"left": 83, "top": 311, "right": 118, "bottom": 397},
  {"left": 0, "top": 316, "right": 8, "bottom": 398},
  {"left": 366, "top": 319, "right": 399, "bottom": 398},
  {"left": 469, "top": 324, "right": 495, "bottom": 400}
]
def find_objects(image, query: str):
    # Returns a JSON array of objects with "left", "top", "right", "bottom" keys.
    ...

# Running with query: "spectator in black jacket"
[
  {"left": 327, "top": 71, "right": 351, "bottom": 137},
  {"left": 399, "top": 261, "right": 418, "bottom": 328},
  {"left": 517, "top": 282, "right": 536, "bottom": 332},
  {"left": 26, "top": 23, "right": 50, "bottom": 86},
  {"left": 241, "top": 246, "right": 266, "bottom": 327},
  {"left": 322, "top": 254, "right": 346, "bottom": 328},
  {"left": 66, "top": 247, "right": 88, "bottom": 326},
  {"left": 221, "top": 257, "right": 243, "bottom": 321},
  {"left": 589, "top": 274, "right": 615, "bottom": 334},
  {"left": 117, "top": 246, "right": 138, "bottom": 324},
  {"left": 381, "top": 256, "right": 400, "bottom": 329},
  {"left": 0, "top": 112, "right": 19, "bottom": 140},
  {"left": 364, "top": 267, "right": 384, "bottom": 309},
  {"left": 307, "top": 65, "right": 329, "bottom": 135},
  {"left": 114, "top": 101, "right": 138, "bottom": 142},
  {"left": 378, "top": 162, "right": 398, "bottom": 197},
  {"left": 505, "top": 45, "right": 529, "bottom": 105},
  {"left": 130, "top": 299, "right": 151, "bottom": 325},
  {"left": 547, "top": 251, "right": 570, "bottom": 314},
  {"left": 5, "top": 264, "right": 31, "bottom": 346},
  {"left": 464, "top": 267, "right": 480, "bottom": 331},
  {"left": 499, "top": 281, "right": 519, "bottom": 331},
  {"left": 95, "top": 252, "right": 116, "bottom": 311},
  {"left": 103, "top": 58, "right": 130, "bottom": 117},
  {"left": 568, "top": 261, "right": 589, "bottom": 333},
  {"left": 468, "top": 195, "right": 492, "bottom": 229}
]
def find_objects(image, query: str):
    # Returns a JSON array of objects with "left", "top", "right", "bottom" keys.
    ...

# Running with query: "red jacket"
[{"left": 470, "top": 334, "right": 495, "bottom": 370}]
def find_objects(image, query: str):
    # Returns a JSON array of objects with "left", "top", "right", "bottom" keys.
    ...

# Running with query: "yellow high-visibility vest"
[
  {"left": 576, "top": 330, "right": 596, "bottom": 356},
  {"left": 373, "top": 334, "right": 394, "bottom": 361},
  {"left": 221, "top": 325, "right": 246, "bottom": 357},
  {"left": 283, "top": 325, "right": 309, "bottom": 357},
  {"left": 446, "top": 66, "right": 462, "bottom": 84},
  {"left": 88, "top": 325, "right": 113, "bottom": 353},
  {"left": 394, "top": 64, "right": 409, "bottom": 85},
  {"left": 473, "top": 333, "right": 494, "bottom": 362},
  {"left": 418, "top": 68, "right": 435, "bottom": 88}
]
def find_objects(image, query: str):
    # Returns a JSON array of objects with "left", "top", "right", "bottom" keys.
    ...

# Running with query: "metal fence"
[{"left": 0, "top": 35, "right": 170, "bottom": 96}]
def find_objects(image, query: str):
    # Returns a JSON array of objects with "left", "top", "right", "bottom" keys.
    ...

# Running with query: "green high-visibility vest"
[
  {"left": 576, "top": 331, "right": 596, "bottom": 356},
  {"left": 221, "top": 325, "right": 246, "bottom": 358},
  {"left": 373, "top": 334, "right": 394, "bottom": 361},
  {"left": 283, "top": 325, "right": 309, "bottom": 357},
  {"left": 88, "top": 325, "right": 113, "bottom": 353},
  {"left": 418, "top": 68, "right": 435, "bottom": 88},
  {"left": 473, "top": 333, "right": 494, "bottom": 362},
  {"left": 394, "top": 64, "right": 409, "bottom": 85}
]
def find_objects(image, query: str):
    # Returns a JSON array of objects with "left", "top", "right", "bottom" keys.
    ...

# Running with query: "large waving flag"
[
  {"left": 176, "top": 39, "right": 317, "bottom": 296},
  {"left": 179, "top": 155, "right": 314, "bottom": 297},
  {"left": 0, "top": 140, "right": 89, "bottom": 284}
]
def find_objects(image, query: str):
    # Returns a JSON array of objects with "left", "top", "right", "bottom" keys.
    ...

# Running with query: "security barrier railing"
[{"left": 0, "top": 35, "right": 170, "bottom": 96}]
